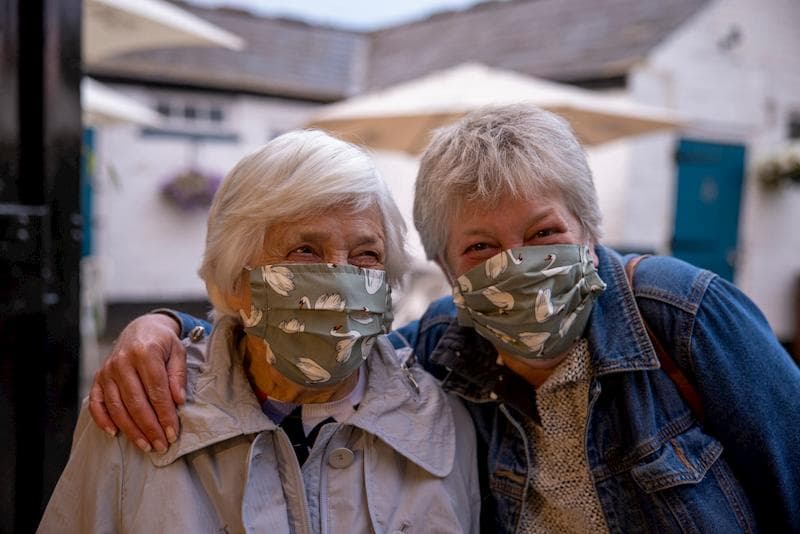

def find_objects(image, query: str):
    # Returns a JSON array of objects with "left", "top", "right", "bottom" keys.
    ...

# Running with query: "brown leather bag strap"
[{"left": 625, "top": 255, "right": 705, "bottom": 422}]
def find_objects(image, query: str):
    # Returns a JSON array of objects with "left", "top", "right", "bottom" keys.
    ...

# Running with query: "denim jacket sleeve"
[
  {"left": 633, "top": 256, "right": 800, "bottom": 530},
  {"left": 386, "top": 296, "right": 457, "bottom": 379},
  {"left": 152, "top": 309, "right": 213, "bottom": 339}
]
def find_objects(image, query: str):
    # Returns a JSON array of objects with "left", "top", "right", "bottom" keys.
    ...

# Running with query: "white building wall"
[
  {"left": 624, "top": 0, "right": 800, "bottom": 338},
  {"left": 94, "top": 85, "right": 316, "bottom": 302}
]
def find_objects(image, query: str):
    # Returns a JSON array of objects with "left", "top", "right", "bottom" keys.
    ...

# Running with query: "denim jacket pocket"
[
  {"left": 631, "top": 426, "right": 723, "bottom": 492},
  {"left": 626, "top": 426, "right": 757, "bottom": 532}
]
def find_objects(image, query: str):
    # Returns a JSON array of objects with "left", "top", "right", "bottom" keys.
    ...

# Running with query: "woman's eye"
[
  {"left": 351, "top": 250, "right": 382, "bottom": 265},
  {"left": 465, "top": 242, "right": 490, "bottom": 253},
  {"left": 286, "top": 246, "right": 318, "bottom": 261},
  {"left": 527, "top": 228, "right": 558, "bottom": 242}
]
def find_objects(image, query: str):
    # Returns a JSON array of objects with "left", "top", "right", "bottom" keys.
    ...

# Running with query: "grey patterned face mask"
[
  {"left": 453, "top": 244, "right": 606, "bottom": 360},
  {"left": 241, "top": 263, "right": 391, "bottom": 387}
]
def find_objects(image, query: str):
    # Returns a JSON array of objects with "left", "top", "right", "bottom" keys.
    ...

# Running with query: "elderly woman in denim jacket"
[
  {"left": 88, "top": 105, "right": 800, "bottom": 532},
  {"left": 39, "top": 130, "right": 480, "bottom": 533}
]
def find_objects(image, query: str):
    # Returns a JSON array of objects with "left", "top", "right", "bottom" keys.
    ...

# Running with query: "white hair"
[
  {"left": 413, "top": 104, "right": 603, "bottom": 260},
  {"left": 200, "top": 129, "right": 409, "bottom": 317}
]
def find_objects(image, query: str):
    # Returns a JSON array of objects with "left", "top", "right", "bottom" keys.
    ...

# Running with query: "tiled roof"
[
  {"left": 365, "top": 0, "right": 710, "bottom": 89},
  {"left": 86, "top": 0, "right": 709, "bottom": 99},
  {"left": 86, "top": 4, "right": 369, "bottom": 102}
]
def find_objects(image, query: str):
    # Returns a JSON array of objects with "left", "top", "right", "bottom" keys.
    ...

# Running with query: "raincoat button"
[
  {"left": 188, "top": 325, "right": 205, "bottom": 343},
  {"left": 328, "top": 447, "right": 354, "bottom": 468}
]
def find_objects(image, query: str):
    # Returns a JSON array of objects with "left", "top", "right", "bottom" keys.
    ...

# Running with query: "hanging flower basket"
[
  {"left": 757, "top": 143, "right": 800, "bottom": 191},
  {"left": 161, "top": 169, "right": 221, "bottom": 211}
]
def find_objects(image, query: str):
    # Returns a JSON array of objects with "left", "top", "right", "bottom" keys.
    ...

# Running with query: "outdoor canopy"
[
  {"left": 306, "top": 63, "right": 682, "bottom": 153},
  {"left": 83, "top": 0, "right": 244, "bottom": 64},
  {"left": 81, "top": 77, "right": 161, "bottom": 127}
]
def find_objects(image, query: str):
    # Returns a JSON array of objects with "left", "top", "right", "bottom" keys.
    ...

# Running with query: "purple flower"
[{"left": 161, "top": 169, "right": 221, "bottom": 210}]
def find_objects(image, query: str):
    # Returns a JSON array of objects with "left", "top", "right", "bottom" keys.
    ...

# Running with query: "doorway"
[{"left": 671, "top": 139, "right": 746, "bottom": 281}]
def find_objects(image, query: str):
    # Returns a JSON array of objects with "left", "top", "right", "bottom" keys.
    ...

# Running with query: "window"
[
  {"left": 142, "top": 94, "right": 235, "bottom": 142},
  {"left": 788, "top": 113, "right": 800, "bottom": 140}
]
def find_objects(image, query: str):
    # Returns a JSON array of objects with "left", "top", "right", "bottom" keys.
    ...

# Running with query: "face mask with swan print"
[
  {"left": 453, "top": 244, "right": 606, "bottom": 360},
  {"left": 240, "top": 263, "right": 391, "bottom": 388}
]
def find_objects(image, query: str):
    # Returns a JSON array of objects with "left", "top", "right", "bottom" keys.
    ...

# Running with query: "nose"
[{"left": 324, "top": 250, "right": 351, "bottom": 266}]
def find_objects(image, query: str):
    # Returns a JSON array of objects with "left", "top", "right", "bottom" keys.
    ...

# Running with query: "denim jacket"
[
  {"left": 389, "top": 246, "right": 800, "bottom": 533},
  {"left": 175, "top": 246, "right": 800, "bottom": 532}
]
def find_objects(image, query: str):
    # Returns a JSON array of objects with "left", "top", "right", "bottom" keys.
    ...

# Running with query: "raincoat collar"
[
  {"left": 349, "top": 336, "right": 456, "bottom": 477},
  {"left": 151, "top": 317, "right": 274, "bottom": 467},
  {"left": 151, "top": 317, "right": 456, "bottom": 477}
]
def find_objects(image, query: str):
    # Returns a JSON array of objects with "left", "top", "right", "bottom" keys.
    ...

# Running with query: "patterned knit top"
[{"left": 517, "top": 338, "right": 609, "bottom": 533}]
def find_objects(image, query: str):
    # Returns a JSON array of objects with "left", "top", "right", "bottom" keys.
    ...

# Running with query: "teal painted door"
[{"left": 671, "top": 139, "right": 746, "bottom": 281}]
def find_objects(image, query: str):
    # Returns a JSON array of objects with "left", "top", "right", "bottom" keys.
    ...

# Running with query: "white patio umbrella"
[
  {"left": 81, "top": 77, "right": 161, "bottom": 127},
  {"left": 83, "top": 0, "right": 244, "bottom": 64},
  {"left": 307, "top": 63, "right": 682, "bottom": 153}
]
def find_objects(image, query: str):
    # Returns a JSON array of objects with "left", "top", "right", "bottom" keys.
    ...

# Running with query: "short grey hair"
[
  {"left": 200, "top": 129, "right": 409, "bottom": 317},
  {"left": 413, "top": 104, "right": 602, "bottom": 260}
]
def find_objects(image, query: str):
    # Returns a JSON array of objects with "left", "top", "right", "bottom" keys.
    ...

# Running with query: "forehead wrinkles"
[{"left": 266, "top": 213, "right": 384, "bottom": 247}]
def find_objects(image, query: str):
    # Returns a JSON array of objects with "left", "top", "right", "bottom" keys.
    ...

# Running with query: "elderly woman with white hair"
[
  {"left": 39, "top": 130, "right": 480, "bottom": 533},
  {"left": 87, "top": 105, "right": 799, "bottom": 532}
]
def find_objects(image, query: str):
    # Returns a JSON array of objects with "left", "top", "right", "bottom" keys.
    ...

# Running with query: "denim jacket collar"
[
  {"left": 587, "top": 245, "right": 660, "bottom": 376},
  {"left": 429, "top": 245, "right": 660, "bottom": 405},
  {"left": 433, "top": 324, "right": 537, "bottom": 410}
]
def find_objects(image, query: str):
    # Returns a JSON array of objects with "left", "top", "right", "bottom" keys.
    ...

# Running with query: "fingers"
[
  {"left": 106, "top": 354, "right": 169, "bottom": 453},
  {"left": 88, "top": 374, "right": 118, "bottom": 438},
  {"left": 137, "top": 341, "right": 185, "bottom": 445},
  {"left": 98, "top": 368, "right": 158, "bottom": 453},
  {"left": 87, "top": 313, "right": 187, "bottom": 452}
]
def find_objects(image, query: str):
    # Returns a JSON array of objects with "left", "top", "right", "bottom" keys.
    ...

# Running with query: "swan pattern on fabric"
[
  {"left": 295, "top": 357, "right": 331, "bottom": 383},
  {"left": 364, "top": 269, "right": 385, "bottom": 295},
  {"left": 278, "top": 318, "right": 305, "bottom": 333},
  {"left": 482, "top": 286, "right": 514, "bottom": 312},
  {"left": 244, "top": 263, "right": 390, "bottom": 385},
  {"left": 350, "top": 308, "right": 375, "bottom": 324},
  {"left": 299, "top": 293, "right": 346, "bottom": 310},
  {"left": 519, "top": 331, "right": 550, "bottom": 353},
  {"left": 485, "top": 252, "right": 508, "bottom": 279},
  {"left": 331, "top": 325, "right": 362, "bottom": 363},
  {"left": 535, "top": 288, "right": 565, "bottom": 323},
  {"left": 540, "top": 253, "right": 574, "bottom": 277},
  {"left": 261, "top": 265, "right": 295, "bottom": 296},
  {"left": 453, "top": 245, "right": 606, "bottom": 360},
  {"left": 240, "top": 305, "right": 263, "bottom": 328}
]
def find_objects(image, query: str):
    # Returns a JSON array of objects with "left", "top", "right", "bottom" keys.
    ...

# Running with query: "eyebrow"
[
  {"left": 459, "top": 208, "right": 557, "bottom": 237},
  {"left": 296, "top": 231, "right": 384, "bottom": 247},
  {"left": 297, "top": 231, "right": 331, "bottom": 242}
]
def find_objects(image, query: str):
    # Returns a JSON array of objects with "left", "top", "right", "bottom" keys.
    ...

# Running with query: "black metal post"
[{"left": 0, "top": 0, "right": 82, "bottom": 532}]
